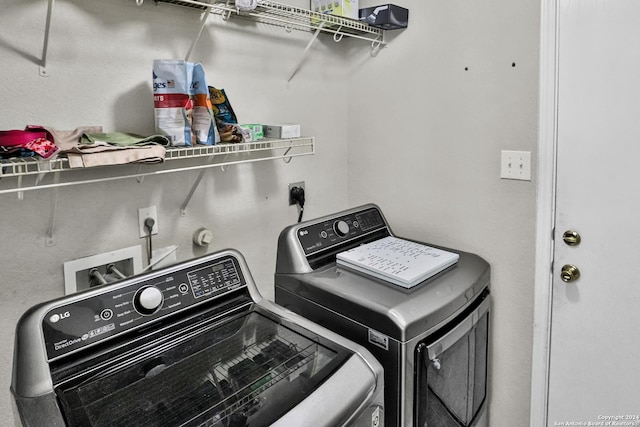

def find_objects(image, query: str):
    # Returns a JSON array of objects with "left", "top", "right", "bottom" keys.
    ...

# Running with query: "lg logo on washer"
[
  {"left": 299, "top": 230, "right": 309, "bottom": 236},
  {"left": 49, "top": 311, "right": 71, "bottom": 323}
]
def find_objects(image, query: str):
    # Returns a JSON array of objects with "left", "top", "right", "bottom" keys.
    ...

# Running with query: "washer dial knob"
[
  {"left": 134, "top": 286, "right": 164, "bottom": 315},
  {"left": 334, "top": 220, "right": 350, "bottom": 237}
]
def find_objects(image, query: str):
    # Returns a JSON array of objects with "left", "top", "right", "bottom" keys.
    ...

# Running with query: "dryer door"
[{"left": 414, "top": 294, "right": 490, "bottom": 427}]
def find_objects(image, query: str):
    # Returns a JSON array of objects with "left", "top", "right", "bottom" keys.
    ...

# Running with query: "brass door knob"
[
  {"left": 562, "top": 230, "right": 581, "bottom": 246},
  {"left": 561, "top": 264, "right": 580, "bottom": 283}
]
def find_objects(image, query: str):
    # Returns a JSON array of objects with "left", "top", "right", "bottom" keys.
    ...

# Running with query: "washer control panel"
[
  {"left": 42, "top": 256, "right": 245, "bottom": 361},
  {"left": 297, "top": 207, "right": 387, "bottom": 256}
]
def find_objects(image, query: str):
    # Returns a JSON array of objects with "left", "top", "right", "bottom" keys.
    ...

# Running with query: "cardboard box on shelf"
[
  {"left": 239, "top": 124, "right": 264, "bottom": 141},
  {"left": 263, "top": 124, "right": 301, "bottom": 139},
  {"left": 310, "top": 0, "right": 359, "bottom": 21}
]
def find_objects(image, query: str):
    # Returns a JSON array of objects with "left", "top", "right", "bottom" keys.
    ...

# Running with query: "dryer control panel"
[
  {"left": 297, "top": 206, "right": 388, "bottom": 256},
  {"left": 42, "top": 255, "right": 246, "bottom": 361}
]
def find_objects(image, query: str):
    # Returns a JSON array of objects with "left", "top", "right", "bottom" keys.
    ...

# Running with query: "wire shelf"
[
  {"left": 0, "top": 137, "right": 314, "bottom": 195},
  {"left": 154, "top": 0, "right": 384, "bottom": 45}
]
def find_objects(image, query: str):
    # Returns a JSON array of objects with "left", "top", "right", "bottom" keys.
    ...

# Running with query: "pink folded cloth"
[
  {"left": 0, "top": 130, "right": 47, "bottom": 147},
  {"left": 22, "top": 138, "right": 58, "bottom": 158},
  {"left": 0, "top": 129, "right": 58, "bottom": 158}
]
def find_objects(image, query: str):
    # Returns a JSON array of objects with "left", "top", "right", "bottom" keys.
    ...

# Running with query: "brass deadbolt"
[
  {"left": 561, "top": 264, "right": 580, "bottom": 283},
  {"left": 562, "top": 230, "right": 581, "bottom": 246}
]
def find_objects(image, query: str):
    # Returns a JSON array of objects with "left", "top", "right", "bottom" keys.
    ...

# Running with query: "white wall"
[
  {"left": 1, "top": 0, "right": 540, "bottom": 425},
  {"left": 0, "top": 0, "right": 352, "bottom": 425},
  {"left": 347, "top": 0, "right": 540, "bottom": 425}
]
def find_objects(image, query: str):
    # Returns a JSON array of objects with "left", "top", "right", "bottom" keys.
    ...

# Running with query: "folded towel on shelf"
[
  {"left": 3, "top": 127, "right": 170, "bottom": 167},
  {"left": 26, "top": 125, "right": 103, "bottom": 153},
  {"left": 80, "top": 132, "right": 171, "bottom": 147},
  {"left": 62, "top": 132, "right": 170, "bottom": 168},
  {"left": 0, "top": 146, "right": 36, "bottom": 159},
  {"left": 66, "top": 145, "right": 167, "bottom": 168}
]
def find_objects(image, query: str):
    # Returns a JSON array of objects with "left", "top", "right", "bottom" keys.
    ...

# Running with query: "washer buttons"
[
  {"left": 320, "top": 231, "right": 328, "bottom": 239},
  {"left": 100, "top": 309, "right": 113, "bottom": 321},
  {"left": 179, "top": 283, "right": 189, "bottom": 294}
]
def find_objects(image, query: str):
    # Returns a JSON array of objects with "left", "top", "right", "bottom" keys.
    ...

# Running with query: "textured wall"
[
  {"left": 1, "top": 0, "right": 540, "bottom": 425},
  {"left": 347, "top": 0, "right": 540, "bottom": 425},
  {"left": 0, "top": 0, "right": 352, "bottom": 424}
]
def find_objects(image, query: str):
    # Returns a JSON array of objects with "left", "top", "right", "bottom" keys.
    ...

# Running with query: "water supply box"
[
  {"left": 310, "top": 0, "right": 359, "bottom": 20},
  {"left": 359, "top": 4, "right": 408, "bottom": 29},
  {"left": 264, "top": 124, "right": 301, "bottom": 139}
]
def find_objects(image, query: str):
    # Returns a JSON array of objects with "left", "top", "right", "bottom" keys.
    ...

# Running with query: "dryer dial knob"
[
  {"left": 134, "top": 286, "right": 163, "bottom": 315},
  {"left": 334, "top": 220, "right": 350, "bottom": 237}
]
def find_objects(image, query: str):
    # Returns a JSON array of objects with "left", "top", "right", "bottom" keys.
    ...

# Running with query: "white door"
[{"left": 547, "top": 1, "right": 640, "bottom": 424}]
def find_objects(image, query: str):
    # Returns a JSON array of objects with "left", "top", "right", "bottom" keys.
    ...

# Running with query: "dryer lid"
[{"left": 277, "top": 249, "right": 490, "bottom": 341}]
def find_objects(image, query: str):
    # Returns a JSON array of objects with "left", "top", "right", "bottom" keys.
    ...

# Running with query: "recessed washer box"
[{"left": 63, "top": 246, "right": 143, "bottom": 295}]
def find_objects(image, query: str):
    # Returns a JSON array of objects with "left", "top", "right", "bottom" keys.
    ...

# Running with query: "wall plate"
[
  {"left": 138, "top": 206, "right": 159, "bottom": 238},
  {"left": 288, "top": 181, "right": 306, "bottom": 205},
  {"left": 63, "top": 246, "right": 143, "bottom": 295},
  {"left": 500, "top": 150, "right": 532, "bottom": 181}
]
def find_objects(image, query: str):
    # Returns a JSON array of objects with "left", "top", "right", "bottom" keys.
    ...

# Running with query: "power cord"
[
  {"left": 290, "top": 186, "right": 305, "bottom": 223},
  {"left": 144, "top": 217, "right": 155, "bottom": 265}
]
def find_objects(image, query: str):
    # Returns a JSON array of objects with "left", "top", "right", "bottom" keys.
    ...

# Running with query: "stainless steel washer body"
[
  {"left": 11, "top": 249, "right": 384, "bottom": 427},
  {"left": 275, "top": 204, "right": 490, "bottom": 427}
]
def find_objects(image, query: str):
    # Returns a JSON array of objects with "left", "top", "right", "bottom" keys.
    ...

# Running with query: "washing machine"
[
  {"left": 274, "top": 204, "right": 490, "bottom": 427},
  {"left": 11, "top": 249, "right": 384, "bottom": 427}
]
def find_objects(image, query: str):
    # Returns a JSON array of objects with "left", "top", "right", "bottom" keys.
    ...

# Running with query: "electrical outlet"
[
  {"left": 288, "top": 181, "right": 305, "bottom": 205},
  {"left": 138, "top": 206, "right": 159, "bottom": 238},
  {"left": 500, "top": 150, "right": 532, "bottom": 181}
]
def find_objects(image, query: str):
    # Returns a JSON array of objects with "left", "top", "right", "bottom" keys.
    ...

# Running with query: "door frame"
[{"left": 530, "top": 0, "right": 558, "bottom": 425}]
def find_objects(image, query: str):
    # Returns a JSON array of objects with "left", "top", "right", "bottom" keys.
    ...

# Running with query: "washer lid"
[
  {"left": 276, "top": 249, "right": 490, "bottom": 342},
  {"left": 52, "top": 308, "right": 363, "bottom": 427}
]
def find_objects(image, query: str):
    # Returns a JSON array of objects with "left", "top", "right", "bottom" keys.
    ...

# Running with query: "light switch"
[{"left": 500, "top": 150, "right": 532, "bottom": 181}]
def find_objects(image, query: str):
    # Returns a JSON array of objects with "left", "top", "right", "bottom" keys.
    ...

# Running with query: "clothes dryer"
[{"left": 275, "top": 204, "right": 490, "bottom": 427}]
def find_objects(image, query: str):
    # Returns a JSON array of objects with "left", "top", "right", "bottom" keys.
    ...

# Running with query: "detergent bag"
[{"left": 153, "top": 60, "right": 193, "bottom": 147}]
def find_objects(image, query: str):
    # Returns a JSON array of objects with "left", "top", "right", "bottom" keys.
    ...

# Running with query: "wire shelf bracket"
[
  {"left": 45, "top": 172, "right": 61, "bottom": 247},
  {"left": 40, "top": 0, "right": 56, "bottom": 77}
]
